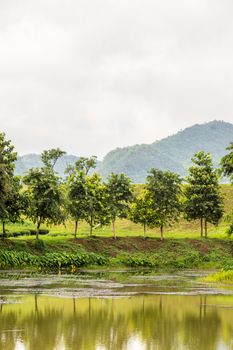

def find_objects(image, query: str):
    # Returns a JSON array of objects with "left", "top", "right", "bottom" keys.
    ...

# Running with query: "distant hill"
[
  {"left": 15, "top": 154, "right": 79, "bottom": 176},
  {"left": 15, "top": 121, "right": 233, "bottom": 182},
  {"left": 97, "top": 120, "right": 233, "bottom": 182}
]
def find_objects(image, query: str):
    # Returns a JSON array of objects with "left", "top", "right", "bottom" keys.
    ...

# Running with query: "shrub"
[
  {"left": 117, "top": 253, "right": 159, "bottom": 267},
  {"left": 226, "top": 223, "right": 233, "bottom": 236},
  {"left": 29, "top": 229, "right": 49, "bottom": 235},
  {"left": 223, "top": 259, "right": 233, "bottom": 270}
]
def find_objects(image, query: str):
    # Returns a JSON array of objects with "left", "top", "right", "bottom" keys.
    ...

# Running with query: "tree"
[
  {"left": 0, "top": 132, "right": 19, "bottom": 238},
  {"left": 184, "top": 151, "right": 224, "bottom": 238},
  {"left": 23, "top": 149, "right": 66, "bottom": 240},
  {"left": 41, "top": 148, "right": 66, "bottom": 170},
  {"left": 65, "top": 156, "right": 97, "bottom": 176},
  {"left": 220, "top": 143, "right": 233, "bottom": 234},
  {"left": 129, "top": 190, "right": 158, "bottom": 238},
  {"left": 1, "top": 176, "right": 27, "bottom": 238},
  {"left": 220, "top": 142, "right": 233, "bottom": 182},
  {"left": 84, "top": 173, "right": 109, "bottom": 236},
  {"left": 66, "top": 170, "right": 87, "bottom": 238},
  {"left": 65, "top": 157, "right": 97, "bottom": 238},
  {"left": 146, "top": 168, "right": 182, "bottom": 240},
  {"left": 105, "top": 173, "right": 133, "bottom": 239}
]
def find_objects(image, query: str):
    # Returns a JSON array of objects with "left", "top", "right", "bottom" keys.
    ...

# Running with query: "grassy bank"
[
  {"left": 1, "top": 236, "right": 233, "bottom": 271},
  {"left": 0, "top": 184, "right": 232, "bottom": 271}
]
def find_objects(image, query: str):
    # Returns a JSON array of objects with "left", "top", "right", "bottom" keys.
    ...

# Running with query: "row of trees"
[{"left": 0, "top": 132, "right": 232, "bottom": 240}]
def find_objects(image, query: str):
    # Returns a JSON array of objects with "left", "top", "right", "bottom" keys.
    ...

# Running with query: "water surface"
[{"left": 0, "top": 270, "right": 233, "bottom": 350}]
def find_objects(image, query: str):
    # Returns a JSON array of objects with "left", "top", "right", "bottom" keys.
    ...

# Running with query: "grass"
[
  {"left": 0, "top": 184, "right": 232, "bottom": 270},
  {"left": 3, "top": 184, "right": 233, "bottom": 240},
  {"left": 202, "top": 270, "right": 233, "bottom": 284}
]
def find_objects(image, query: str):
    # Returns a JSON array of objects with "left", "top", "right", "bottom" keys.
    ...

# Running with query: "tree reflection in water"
[{"left": 0, "top": 294, "right": 232, "bottom": 350}]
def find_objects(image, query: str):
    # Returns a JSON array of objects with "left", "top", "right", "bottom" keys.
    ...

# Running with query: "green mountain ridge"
[
  {"left": 15, "top": 120, "right": 233, "bottom": 182},
  {"left": 98, "top": 120, "right": 233, "bottom": 182}
]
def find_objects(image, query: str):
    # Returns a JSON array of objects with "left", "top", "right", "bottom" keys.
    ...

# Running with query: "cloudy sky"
[{"left": 0, "top": 0, "right": 233, "bottom": 158}]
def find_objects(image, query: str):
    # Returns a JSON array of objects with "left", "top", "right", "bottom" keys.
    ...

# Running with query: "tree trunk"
[
  {"left": 74, "top": 220, "right": 78, "bottom": 239},
  {"left": 112, "top": 219, "right": 116, "bottom": 239},
  {"left": 143, "top": 222, "right": 146, "bottom": 239},
  {"left": 160, "top": 225, "right": 164, "bottom": 241},
  {"left": 2, "top": 222, "right": 5, "bottom": 240},
  {"left": 36, "top": 221, "right": 41, "bottom": 240},
  {"left": 200, "top": 218, "right": 203, "bottom": 238},
  {"left": 204, "top": 219, "right": 208, "bottom": 238},
  {"left": 34, "top": 294, "right": 38, "bottom": 314}
]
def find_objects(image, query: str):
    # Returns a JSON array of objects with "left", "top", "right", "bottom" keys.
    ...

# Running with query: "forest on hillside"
[{"left": 15, "top": 121, "right": 233, "bottom": 183}]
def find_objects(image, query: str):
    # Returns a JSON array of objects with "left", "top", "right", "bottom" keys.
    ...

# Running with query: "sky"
[{"left": 0, "top": 0, "right": 233, "bottom": 159}]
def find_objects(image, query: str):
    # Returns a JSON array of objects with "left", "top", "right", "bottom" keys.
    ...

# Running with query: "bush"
[
  {"left": 117, "top": 250, "right": 202, "bottom": 269},
  {"left": 201, "top": 249, "right": 224, "bottom": 264},
  {"left": 223, "top": 259, "right": 233, "bottom": 270},
  {"left": 226, "top": 223, "right": 233, "bottom": 236},
  {"left": 117, "top": 253, "right": 160, "bottom": 267},
  {"left": 12, "top": 232, "right": 22, "bottom": 237},
  {"left": 29, "top": 229, "right": 49, "bottom": 236},
  {"left": 21, "top": 230, "right": 31, "bottom": 236},
  {"left": 173, "top": 251, "right": 200, "bottom": 268},
  {"left": 39, "top": 229, "right": 50, "bottom": 235},
  {"left": 1, "top": 230, "right": 40, "bottom": 238}
]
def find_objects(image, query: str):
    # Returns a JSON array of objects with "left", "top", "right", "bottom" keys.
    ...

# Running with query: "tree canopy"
[
  {"left": 41, "top": 148, "right": 66, "bottom": 170},
  {"left": 23, "top": 149, "right": 66, "bottom": 239},
  {"left": 0, "top": 132, "right": 20, "bottom": 238},
  {"left": 146, "top": 168, "right": 182, "bottom": 240},
  {"left": 129, "top": 190, "right": 158, "bottom": 238},
  {"left": 220, "top": 142, "right": 233, "bottom": 182},
  {"left": 184, "top": 151, "right": 224, "bottom": 237},
  {"left": 105, "top": 173, "right": 133, "bottom": 238},
  {"left": 84, "top": 173, "right": 109, "bottom": 236},
  {"left": 66, "top": 170, "right": 87, "bottom": 238}
]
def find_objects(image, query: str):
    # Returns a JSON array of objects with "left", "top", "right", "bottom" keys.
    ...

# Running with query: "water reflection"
[{"left": 0, "top": 294, "right": 233, "bottom": 350}]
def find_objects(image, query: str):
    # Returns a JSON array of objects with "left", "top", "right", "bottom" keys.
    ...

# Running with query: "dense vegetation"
[
  {"left": 0, "top": 130, "right": 233, "bottom": 240},
  {"left": 0, "top": 250, "right": 108, "bottom": 270},
  {"left": 1, "top": 236, "right": 233, "bottom": 272},
  {"left": 0, "top": 126, "right": 233, "bottom": 270}
]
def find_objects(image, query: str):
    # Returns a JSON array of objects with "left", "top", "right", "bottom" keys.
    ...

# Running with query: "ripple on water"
[{"left": 0, "top": 270, "right": 232, "bottom": 300}]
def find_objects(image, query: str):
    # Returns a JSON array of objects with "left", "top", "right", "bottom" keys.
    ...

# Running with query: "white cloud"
[{"left": 0, "top": 0, "right": 232, "bottom": 158}]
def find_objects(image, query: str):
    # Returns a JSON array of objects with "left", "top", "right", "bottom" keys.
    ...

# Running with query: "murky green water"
[{"left": 0, "top": 270, "right": 233, "bottom": 350}]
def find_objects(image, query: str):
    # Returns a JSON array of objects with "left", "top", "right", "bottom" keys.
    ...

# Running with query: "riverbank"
[{"left": 0, "top": 237, "right": 233, "bottom": 270}]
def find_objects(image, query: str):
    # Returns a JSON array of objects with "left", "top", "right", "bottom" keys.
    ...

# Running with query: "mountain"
[
  {"left": 15, "top": 121, "right": 233, "bottom": 182},
  {"left": 97, "top": 120, "right": 233, "bottom": 182},
  {"left": 15, "top": 154, "right": 79, "bottom": 176}
]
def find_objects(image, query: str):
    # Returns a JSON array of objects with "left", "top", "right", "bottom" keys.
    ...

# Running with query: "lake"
[{"left": 0, "top": 270, "right": 233, "bottom": 350}]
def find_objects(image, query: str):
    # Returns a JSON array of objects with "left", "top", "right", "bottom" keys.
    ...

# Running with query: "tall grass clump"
[
  {"left": 0, "top": 251, "right": 108, "bottom": 271},
  {"left": 0, "top": 251, "right": 36, "bottom": 268},
  {"left": 204, "top": 270, "right": 233, "bottom": 283}
]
